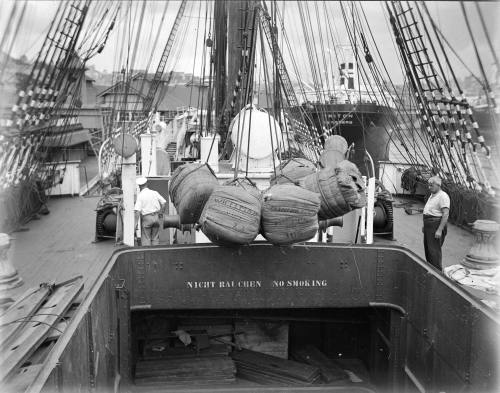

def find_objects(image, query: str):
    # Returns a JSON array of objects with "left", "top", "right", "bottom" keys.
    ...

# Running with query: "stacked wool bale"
[
  {"left": 199, "top": 178, "right": 262, "bottom": 246},
  {"left": 300, "top": 167, "right": 360, "bottom": 219},
  {"left": 270, "top": 158, "right": 317, "bottom": 186},
  {"left": 300, "top": 160, "right": 366, "bottom": 220},
  {"left": 169, "top": 163, "right": 219, "bottom": 224},
  {"left": 336, "top": 159, "right": 366, "bottom": 208},
  {"left": 319, "top": 135, "right": 348, "bottom": 169},
  {"left": 299, "top": 134, "right": 366, "bottom": 220},
  {"left": 261, "top": 184, "right": 320, "bottom": 245}
]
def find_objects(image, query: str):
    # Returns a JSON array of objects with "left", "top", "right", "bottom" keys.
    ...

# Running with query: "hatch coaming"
[
  {"left": 117, "top": 244, "right": 405, "bottom": 311},
  {"left": 34, "top": 243, "right": 499, "bottom": 393}
]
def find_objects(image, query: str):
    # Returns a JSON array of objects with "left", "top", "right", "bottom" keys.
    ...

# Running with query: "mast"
[
  {"left": 225, "top": 1, "right": 258, "bottom": 119},
  {"left": 214, "top": 0, "right": 227, "bottom": 132}
]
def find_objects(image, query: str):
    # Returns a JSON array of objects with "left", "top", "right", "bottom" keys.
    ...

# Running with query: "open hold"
[{"left": 129, "top": 307, "right": 392, "bottom": 390}]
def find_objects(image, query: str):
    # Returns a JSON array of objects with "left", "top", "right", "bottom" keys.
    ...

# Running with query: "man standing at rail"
[
  {"left": 422, "top": 176, "right": 450, "bottom": 270},
  {"left": 134, "top": 177, "right": 166, "bottom": 246}
]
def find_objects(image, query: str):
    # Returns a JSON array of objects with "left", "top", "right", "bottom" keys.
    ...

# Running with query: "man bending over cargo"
[
  {"left": 134, "top": 177, "right": 166, "bottom": 246},
  {"left": 422, "top": 176, "right": 450, "bottom": 270}
]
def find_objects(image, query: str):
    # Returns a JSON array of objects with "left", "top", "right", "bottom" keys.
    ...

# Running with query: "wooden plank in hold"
[
  {"left": 134, "top": 355, "right": 236, "bottom": 385},
  {"left": 142, "top": 342, "right": 229, "bottom": 359},
  {"left": 231, "top": 349, "right": 321, "bottom": 383},
  {"left": 134, "top": 376, "right": 236, "bottom": 386},
  {"left": 236, "top": 365, "right": 317, "bottom": 386},
  {"left": 291, "top": 345, "right": 349, "bottom": 383},
  {"left": 234, "top": 320, "right": 289, "bottom": 359},
  {"left": 0, "top": 285, "right": 52, "bottom": 349},
  {"left": 0, "top": 276, "right": 83, "bottom": 382},
  {"left": 178, "top": 321, "right": 233, "bottom": 346}
]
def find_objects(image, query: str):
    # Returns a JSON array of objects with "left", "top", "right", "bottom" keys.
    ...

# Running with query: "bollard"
[
  {"left": 318, "top": 217, "right": 344, "bottom": 232},
  {"left": 462, "top": 220, "right": 499, "bottom": 270},
  {"left": 0, "top": 233, "right": 23, "bottom": 310}
]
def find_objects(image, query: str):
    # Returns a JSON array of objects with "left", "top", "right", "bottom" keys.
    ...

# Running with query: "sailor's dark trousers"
[{"left": 423, "top": 214, "right": 447, "bottom": 270}]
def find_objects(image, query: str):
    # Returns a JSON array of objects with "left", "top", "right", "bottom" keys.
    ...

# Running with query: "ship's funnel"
[{"left": 337, "top": 45, "right": 357, "bottom": 91}]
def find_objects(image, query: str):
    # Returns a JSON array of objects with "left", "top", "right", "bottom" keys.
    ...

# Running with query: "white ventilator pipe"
[{"left": 366, "top": 177, "right": 376, "bottom": 245}]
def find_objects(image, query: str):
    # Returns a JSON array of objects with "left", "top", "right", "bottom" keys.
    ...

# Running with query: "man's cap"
[{"left": 136, "top": 177, "right": 147, "bottom": 186}]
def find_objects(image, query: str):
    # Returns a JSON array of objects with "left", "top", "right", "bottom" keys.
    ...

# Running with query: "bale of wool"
[
  {"left": 319, "top": 135, "right": 348, "bottom": 169},
  {"left": 224, "top": 177, "right": 262, "bottom": 199},
  {"left": 169, "top": 163, "right": 218, "bottom": 224},
  {"left": 199, "top": 183, "right": 262, "bottom": 246},
  {"left": 261, "top": 184, "right": 320, "bottom": 245},
  {"left": 270, "top": 158, "right": 317, "bottom": 186},
  {"left": 336, "top": 160, "right": 364, "bottom": 190},
  {"left": 324, "top": 135, "right": 348, "bottom": 153},
  {"left": 319, "top": 149, "right": 345, "bottom": 169},
  {"left": 336, "top": 160, "right": 366, "bottom": 208},
  {"left": 300, "top": 167, "right": 364, "bottom": 219}
]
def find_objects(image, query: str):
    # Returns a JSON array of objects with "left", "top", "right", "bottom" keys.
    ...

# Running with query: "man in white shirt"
[
  {"left": 422, "top": 176, "right": 450, "bottom": 270},
  {"left": 134, "top": 177, "right": 166, "bottom": 246}
]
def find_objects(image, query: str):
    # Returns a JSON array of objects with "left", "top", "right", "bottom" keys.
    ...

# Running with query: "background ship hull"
[{"left": 304, "top": 103, "right": 392, "bottom": 177}]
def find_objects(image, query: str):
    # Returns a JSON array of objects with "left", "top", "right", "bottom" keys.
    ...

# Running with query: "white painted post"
[
  {"left": 121, "top": 154, "right": 137, "bottom": 246},
  {"left": 141, "top": 133, "right": 157, "bottom": 177},
  {"left": 360, "top": 176, "right": 367, "bottom": 243},
  {"left": 366, "top": 177, "right": 376, "bottom": 245}
]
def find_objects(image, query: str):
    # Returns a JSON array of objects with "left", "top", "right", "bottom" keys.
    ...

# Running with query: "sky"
[{"left": 1, "top": 1, "right": 499, "bottom": 87}]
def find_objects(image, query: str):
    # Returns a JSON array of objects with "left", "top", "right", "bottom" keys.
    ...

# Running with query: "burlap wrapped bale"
[
  {"left": 224, "top": 177, "right": 262, "bottom": 199},
  {"left": 199, "top": 182, "right": 262, "bottom": 246},
  {"left": 169, "top": 163, "right": 218, "bottom": 224},
  {"left": 336, "top": 160, "right": 366, "bottom": 208},
  {"left": 319, "top": 150, "right": 344, "bottom": 169},
  {"left": 324, "top": 135, "right": 348, "bottom": 152},
  {"left": 261, "top": 184, "right": 320, "bottom": 245},
  {"left": 270, "top": 158, "right": 317, "bottom": 186},
  {"left": 300, "top": 167, "right": 364, "bottom": 219},
  {"left": 320, "top": 135, "right": 348, "bottom": 168}
]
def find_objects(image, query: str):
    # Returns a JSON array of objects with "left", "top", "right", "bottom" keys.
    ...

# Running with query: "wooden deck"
[
  {"left": 6, "top": 194, "right": 494, "bottom": 307},
  {"left": 8, "top": 195, "right": 117, "bottom": 301},
  {"left": 385, "top": 197, "right": 473, "bottom": 269},
  {"left": 379, "top": 197, "right": 498, "bottom": 304}
]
